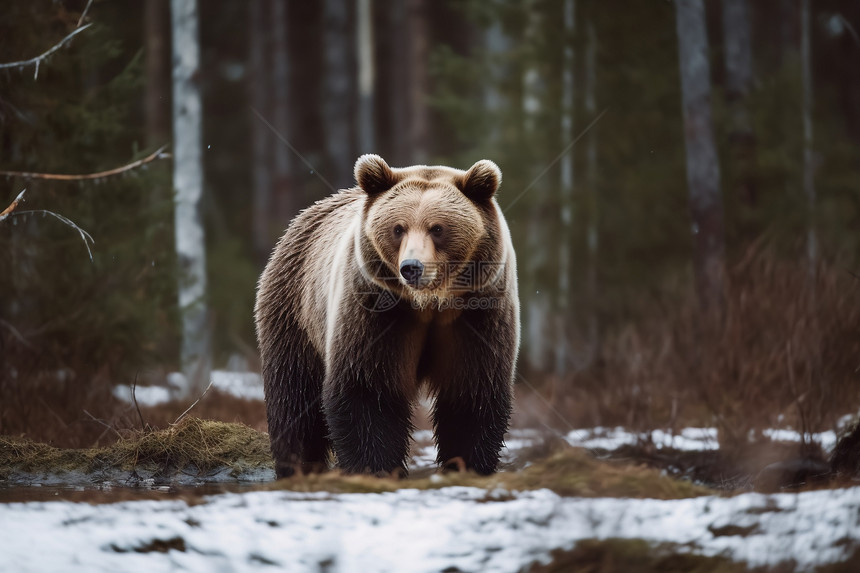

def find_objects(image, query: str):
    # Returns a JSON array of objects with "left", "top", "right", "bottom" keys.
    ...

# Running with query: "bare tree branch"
[
  {"left": 11, "top": 209, "right": 95, "bottom": 261},
  {"left": 77, "top": 0, "right": 95, "bottom": 28},
  {"left": 0, "top": 189, "right": 26, "bottom": 222},
  {"left": 0, "top": 24, "right": 93, "bottom": 80},
  {"left": 0, "top": 145, "right": 170, "bottom": 181}
]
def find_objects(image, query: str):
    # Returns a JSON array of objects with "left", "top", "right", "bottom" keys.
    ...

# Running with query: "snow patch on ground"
[
  {"left": 564, "top": 426, "right": 837, "bottom": 453},
  {"left": 2, "top": 486, "right": 858, "bottom": 572},
  {"left": 112, "top": 370, "right": 264, "bottom": 406}
]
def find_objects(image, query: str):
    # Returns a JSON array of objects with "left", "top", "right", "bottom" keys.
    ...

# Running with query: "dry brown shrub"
[{"left": 539, "top": 247, "right": 860, "bottom": 448}]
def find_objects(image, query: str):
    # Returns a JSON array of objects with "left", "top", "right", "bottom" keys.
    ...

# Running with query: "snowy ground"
[
  {"left": 410, "top": 426, "right": 838, "bottom": 472},
  {"left": 2, "top": 485, "right": 859, "bottom": 572},
  {"left": 112, "top": 370, "right": 265, "bottom": 405}
]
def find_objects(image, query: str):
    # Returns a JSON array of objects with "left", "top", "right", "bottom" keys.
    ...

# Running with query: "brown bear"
[{"left": 255, "top": 154, "right": 520, "bottom": 477}]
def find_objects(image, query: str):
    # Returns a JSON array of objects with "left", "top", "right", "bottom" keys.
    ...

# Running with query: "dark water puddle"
[{"left": 0, "top": 466, "right": 275, "bottom": 504}]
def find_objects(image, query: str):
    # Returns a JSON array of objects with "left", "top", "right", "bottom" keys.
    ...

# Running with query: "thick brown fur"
[{"left": 255, "top": 154, "right": 520, "bottom": 477}]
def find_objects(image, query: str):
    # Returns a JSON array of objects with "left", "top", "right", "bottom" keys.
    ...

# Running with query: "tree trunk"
[
  {"left": 356, "top": 0, "right": 375, "bottom": 154},
  {"left": 323, "top": 0, "right": 355, "bottom": 188},
  {"left": 584, "top": 17, "right": 599, "bottom": 363},
  {"left": 408, "top": 0, "right": 428, "bottom": 164},
  {"left": 674, "top": 0, "right": 725, "bottom": 311},
  {"left": 387, "top": 0, "right": 410, "bottom": 166},
  {"left": 171, "top": 0, "right": 210, "bottom": 394},
  {"left": 483, "top": 18, "right": 511, "bottom": 143},
  {"left": 272, "top": 0, "right": 300, "bottom": 224},
  {"left": 523, "top": 3, "right": 551, "bottom": 373},
  {"left": 801, "top": 0, "right": 816, "bottom": 277},
  {"left": 145, "top": 0, "right": 169, "bottom": 148},
  {"left": 722, "top": 0, "right": 757, "bottom": 207},
  {"left": 555, "top": 0, "right": 576, "bottom": 379},
  {"left": 249, "top": 0, "right": 273, "bottom": 264}
]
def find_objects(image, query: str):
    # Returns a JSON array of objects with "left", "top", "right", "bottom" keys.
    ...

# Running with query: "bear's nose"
[{"left": 399, "top": 259, "right": 425, "bottom": 286}]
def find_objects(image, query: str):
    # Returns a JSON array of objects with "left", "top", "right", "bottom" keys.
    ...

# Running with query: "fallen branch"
[
  {"left": 0, "top": 189, "right": 26, "bottom": 222},
  {"left": 0, "top": 145, "right": 170, "bottom": 181}
]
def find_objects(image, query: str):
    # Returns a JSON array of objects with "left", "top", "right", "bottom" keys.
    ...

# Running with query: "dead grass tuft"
[{"left": 0, "top": 417, "right": 271, "bottom": 477}]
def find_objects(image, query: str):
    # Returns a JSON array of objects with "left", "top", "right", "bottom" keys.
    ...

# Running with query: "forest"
[{"left": 2, "top": 0, "right": 860, "bottom": 571}]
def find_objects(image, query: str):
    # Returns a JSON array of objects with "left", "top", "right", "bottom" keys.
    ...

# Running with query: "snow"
[
  {"left": 112, "top": 370, "right": 264, "bottom": 407},
  {"left": 564, "top": 426, "right": 838, "bottom": 453},
  {"left": 209, "top": 370, "right": 265, "bottom": 401},
  {"left": 1, "top": 485, "right": 858, "bottom": 572},
  {"left": 111, "top": 384, "right": 172, "bottom": 407}
]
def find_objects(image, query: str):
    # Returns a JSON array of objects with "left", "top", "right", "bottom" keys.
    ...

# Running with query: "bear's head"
[{"left": 354, "top": 154, "right": 506, "bottom": 308}]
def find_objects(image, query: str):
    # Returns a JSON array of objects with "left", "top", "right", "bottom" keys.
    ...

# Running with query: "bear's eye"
[
  {"left": 393, "top": 224, "right": 405, "bottom": 238},
  {"left": 430, "top": 224, "right": 444, "bottom": 236}
]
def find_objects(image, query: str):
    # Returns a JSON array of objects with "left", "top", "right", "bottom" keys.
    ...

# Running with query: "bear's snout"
[{"left": 399, "top": 259, "right": 425, "bottom": 287}]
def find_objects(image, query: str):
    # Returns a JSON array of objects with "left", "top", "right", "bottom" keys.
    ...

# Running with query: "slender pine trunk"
[
  {"left": 674, "top": 0, "right": 725, "bottom": 311},
  {"left": 357, "top": 0, "right": 375, "bottom": 154},
  {"left": 584, "top": 17, "right": 599, "bottom": 363},
  {"left": 323, "top": 0, "right": 355, "bottom": 188},
  {"left": 801, "top": 0, "right": 816, "bottom": 277},
  {"left": 555, "top": 0, "right": 576, "bottom": 378},
  {"left": 249, "top": 0, "right": 273, "bottom": 264}
]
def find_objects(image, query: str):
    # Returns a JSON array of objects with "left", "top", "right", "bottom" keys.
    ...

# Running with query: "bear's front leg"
[
  {"left": 432, "top": 304, "right": 517, "bottom": 475},
  {"left": 322, "top": 309, "right": 416, "bottom": 475}
]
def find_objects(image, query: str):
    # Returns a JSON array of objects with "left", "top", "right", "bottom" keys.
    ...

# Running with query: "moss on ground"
[
  {"left": 1, "top": 420, "right": 711, "bottom": 498},
  {"left": 266, "top": 448, "right": 713, "bottom": 498}
]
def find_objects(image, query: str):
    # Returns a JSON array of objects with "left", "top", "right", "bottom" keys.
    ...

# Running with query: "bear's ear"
[
  {"left": 458, "top": 160, "right": 502, "bottom": 202},
  {"left": 355, "top": 154, "right": 399, "bottom": 195}
]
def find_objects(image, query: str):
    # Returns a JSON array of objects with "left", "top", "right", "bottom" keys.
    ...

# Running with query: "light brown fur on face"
[{"left": 365, "top": 183, "right": 486, "bottom": 302}]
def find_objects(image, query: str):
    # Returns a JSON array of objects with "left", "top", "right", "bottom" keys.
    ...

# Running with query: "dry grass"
[
  {"left": 526, "top": 538, "right": 760, "bottom": 573},
  {"left": 531, "top": 248, "right": 860, "bottom": 452},
  {"left": 0, "top": 417, "right": 271, "bottom": 477},
  {"left": 1, "top": 419, "right": 712, "bottom": 499}
]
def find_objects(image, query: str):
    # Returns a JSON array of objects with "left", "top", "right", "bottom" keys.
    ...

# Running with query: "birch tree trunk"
[
  {"left": 722, "top": 0, "right": 756, "bottom": 207},
  {"left": 323, "top": 0, "right": 355, "bottom": 188},
  {"left": 801, "top": 0, "right": 816, "bottom": 276},
  {"left": 674, "top": 0, "right": 725, "bottom": 311},
  {"left": 555, "top": 0, "right": 576, "bottom": 379},
  {"left": 249, "top": 0, "right": 273, "bottom": 264},
  {"left": 584, "top": 17, "right": 599, "bottom": 363},
  {"left": 272, "top": 0, "right": 300, "bottom": 224},
  {"left": 171, "top": 0, "right": 210, "bottom": 394},
  {"left": 356, "top": 0, "right": 375, "bottom": 154}
]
